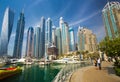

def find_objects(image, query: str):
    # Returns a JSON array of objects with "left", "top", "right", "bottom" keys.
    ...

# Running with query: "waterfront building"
[
  {"left": 13, "top": 11, "right": 25, "bottom": 58},
  {"left": 56, "top": 28, "right": 62, "bottom": 55},
  {"left": 34, "top": 27, "right": 41, "bottom": 58},
  {"left": 77, "top": 26, "right": 97, "bottom": 52},
  {"left": 39, "top": 17, "right": 45, "bottom": 58},
  {"left": 25, "top": 27, "right": 34, "bottom": 57},
  {"left": 0, "top": 7, "right": 14, "bottom": 56},
  {"left": 69, "top": 27, "right": 75, "bottom": 51},
  {"left": 45, "top": 18, "right": 52, "bottom": 46},
  {"left": 45, "top": 18, "right": 52, "bottom": 60},
  {"left": 52, "top": 26, "right": 56, "bottom": 46},
  {"left": 59, "top": 17, "right": 70, "bottom": 54},
  {"left": 102, "top": 1, "right": 120, "bottom": 39}
]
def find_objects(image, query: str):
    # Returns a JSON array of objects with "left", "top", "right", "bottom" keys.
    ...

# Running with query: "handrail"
[{"left": 52, "top": 60, "right": 92, "bottom": 82}]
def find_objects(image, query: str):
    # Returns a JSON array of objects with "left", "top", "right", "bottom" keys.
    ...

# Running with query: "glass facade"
[
  {"left": 60, "top": 17, "right": 69, "bottom": 54},
  {"left": 45, "top": 18, "right": 52, "bottom": 60},
  {"left": 13, "top": 12, "right": 25, "bottom": 58},
  {"left": 0, "top": 7, "right": 14, "bottom": 56},
  {"left": 34, "top": 27, "right": 41, "bottom": 58},
  {"left": 40, "top": 17, "right": 45, "bottom": 58},
  {"left": 25, "top": 27, "right": 34, "bottom": 57},
  {"left": 69, "top": 27, "right": 75, "bottom": 51},
  {"left": 102, "top": 1, "right": 120, "bottom": 39},
  {"left": 56, "top": 28, "right": 62, "bottom": 55}
]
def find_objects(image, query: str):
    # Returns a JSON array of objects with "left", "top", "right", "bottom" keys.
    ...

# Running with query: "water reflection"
[{"left": 1, "top": 64, "right": 64, "bottom": 82}]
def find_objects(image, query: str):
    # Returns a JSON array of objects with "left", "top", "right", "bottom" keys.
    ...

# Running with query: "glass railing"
[{"left": 52, "top": 60, "right": 92, "bottom": 82}]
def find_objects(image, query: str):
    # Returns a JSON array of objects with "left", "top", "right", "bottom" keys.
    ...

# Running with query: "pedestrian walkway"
[{"left": 70, "top": 61, "right": 120, "bottom": 82}]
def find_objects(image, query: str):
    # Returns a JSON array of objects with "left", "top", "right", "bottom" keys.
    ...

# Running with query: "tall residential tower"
[
  {"left": 25, "top": 27, "right": 34, "bottom": 57},
  {"left": 0, "top": 7, "right": 14, "bottom": 56},
  {"left": 77, "top": 26, "right": 97, "bottom": 52},
  {"left": 13, "top": 11, "right": 25, "bottom": 58},
  {"left": 60, "top": 17, "right": 70, "bottom": 54},
  {"left": 102, "top": 1, "right": 120, "bottom": 39}
]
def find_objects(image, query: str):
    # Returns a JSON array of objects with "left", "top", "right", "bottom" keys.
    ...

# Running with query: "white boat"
[
  {"left": 52, "top": 58, "right": 80, "bottom": 64},
  {"left": 16, "top": 58, "right": 26, "bottom": 65}
]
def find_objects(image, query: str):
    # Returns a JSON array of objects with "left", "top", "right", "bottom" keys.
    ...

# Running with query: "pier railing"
[{"left": 52, "top": 60, "right": 92, "bottom": 82}]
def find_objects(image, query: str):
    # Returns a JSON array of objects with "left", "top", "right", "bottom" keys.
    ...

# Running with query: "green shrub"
[{"left": 115, "top": 67, "right": 120, "bottom": 76}]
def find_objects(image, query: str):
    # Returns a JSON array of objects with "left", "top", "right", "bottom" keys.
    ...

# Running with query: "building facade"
[
  {"left": 56, "top": 28, "right": 62, "bottom": 55},
  {"left": 0, "top": 7, "right": 14, "bottom": 56},
  {"left": 25, "top": 27, "right": 34, "bottom": 57},
  {"left": 40, "top": 17, "right": 45, "bottom": 58},
  {"left": 102, "top": 1, "right": 120, "bottom": 39},
  {"left": 45, "top": 18, "right": 52, "bottom": 60},
  {"left": 69, "top": 27, "right": 75, "bottom": 51},
  {"left": 52, "top": 26, "right": 56, "bottom": 46},
  {"left": 77, "top": 26, "right": 97, "bottom": 52},
  {"left": 59, "top": 17, "right": 70, "bottom": 54},
  {"left": 13, "top": 11, "right": 25, "bottom": 58},
  {"left": 34, "top": 27, "right": 41, "bottom": 58}
]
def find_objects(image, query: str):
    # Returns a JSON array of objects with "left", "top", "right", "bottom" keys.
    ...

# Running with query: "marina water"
[{"left": 1, "top": 64, "right": 65, "bottom": 82}]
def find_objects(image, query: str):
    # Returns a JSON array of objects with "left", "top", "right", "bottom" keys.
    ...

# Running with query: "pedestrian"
[
  {"left": 97, "top": 57, "right": 101, "bottom": 70},
  {"left": 94, "top": 58, "right": 97, "bottom": 67}
]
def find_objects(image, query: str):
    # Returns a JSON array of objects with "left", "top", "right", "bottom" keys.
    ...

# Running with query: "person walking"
[{"left": 97, "top": 57, "right": 101, "bottom": 70}]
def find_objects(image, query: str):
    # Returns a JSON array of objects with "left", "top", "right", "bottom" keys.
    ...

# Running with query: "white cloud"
[
  {"left": 69, "top": 11, "right": 101, "bottom": 26},
  {"left": 28, "top": 0, "right": 44, "bottom": 8}
]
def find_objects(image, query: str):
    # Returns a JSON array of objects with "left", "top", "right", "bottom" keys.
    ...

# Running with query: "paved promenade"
[{"left": 70, "top": 61, "right": 120, "bottom": 82}]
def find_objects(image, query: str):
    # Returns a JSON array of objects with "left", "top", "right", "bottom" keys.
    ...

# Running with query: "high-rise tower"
[
  {"left": 56, "top": 28, "right": 62, "bottom": 55},
  {"left": 25, "top": 27, "right": 34, "bottom": 57},
  {"left": 0, "top": 7, "right": 14, "bottom": 56},
  {"left": 34, "top": 27, "right": 41, "bottom": 58},
  {"left": 59, "top": 17, "right": 70, "bottom": 54},
  {"left": 13, "top": 11, "right": 25, "bottom": 58},
  {"left": 102, "top": 1, "right": 120, "bottom": 39},
  {"left": 69, "top": 27, "right": 75, "bottom": 51},
  {"left": 77, "top": 26, "right": 97, "bottom": 52},
  {"left": 40, "top": 17, "right": 45, "bottom": 58}
]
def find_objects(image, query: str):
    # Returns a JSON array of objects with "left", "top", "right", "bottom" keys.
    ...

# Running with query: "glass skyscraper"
[
  {"left": 0, "top": 7, "right": 14, "bottom": 56},
  {"left": 25, "top": 27, "right": 34, "bottom": 57},
  {"left": 102, "top": 1, "right": 120, "bottom": 39},
  {"left": 45, "top": 18, "right": 52, "bottom": 60},
  {"left": 60, "top": 17, "right": 70, "bottom": 54},
  {"left": 13, "top": 11, "right": 25, "bottom": 58},
  {"left": 40, "top": 17, "right": 45, "bottom": 58},
  {"left": 34, "top": 27, "right": 41, "bottom": 58},
  {"left": 45, "top": 18, "right": 52, "bottom": 46},
  {"left": 69, "top": 27, "right": 75, "bottom": 51},
  {"left": 56, "top": 28, "right": 62, "bottom": 55}
]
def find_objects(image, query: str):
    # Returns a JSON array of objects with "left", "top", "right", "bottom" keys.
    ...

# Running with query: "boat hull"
[{"left": 0, "top": 67, "right": 22, "bottom": 80}]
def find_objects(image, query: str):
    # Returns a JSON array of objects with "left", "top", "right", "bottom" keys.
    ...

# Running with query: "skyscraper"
[
  {"left": 45, "top": 18, "right": 52, "bottom": 46},
  {"left": 77, "top": 26, "right": 97, "bottom": 52},
  {"left": 69, "top": 27, "right": 75, "bottom": 51},
  {"left": 59, "top": 17, "right": 70, "bottom": 54},
  {"left": 0, "top": 7, "right": 14, "bottom": 56},
  {"left": 56, "top": 28, "right": 62, "bottom": 55},
  {"left": 77, "top": 26, "right": 85, "bottom": 51},
  {"left": 45, "top": 18, "right": 52, "bottom": 60},
  {"left": 34, "top": 27, "right": 41, "bottom": 58},
  {"left": 102, "top": 1, "right": 120, "bottom": 39},
  {"left": 13, "top": 11, "right": 25, "bottom": 58},
  {"left": 40, "top": 17, "right": 45, "bottom": 58},
  {"left": 52, "top": 26, "right": 56, "bottom": 46},
  {"left": 25, "top": 27, "right": 34, "bottom": 57}
]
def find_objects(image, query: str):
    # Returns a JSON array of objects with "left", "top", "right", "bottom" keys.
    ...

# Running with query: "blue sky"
[{"left": 0, "top": 0, "right": 119, "bottom": 56}]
